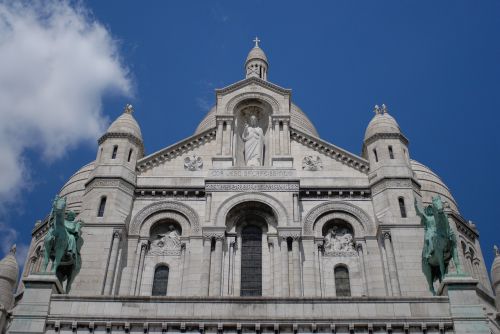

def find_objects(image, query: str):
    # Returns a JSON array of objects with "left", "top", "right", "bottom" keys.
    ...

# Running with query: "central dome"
[{"left": 195, "top": 103, "right": 319, "bottom": 137}]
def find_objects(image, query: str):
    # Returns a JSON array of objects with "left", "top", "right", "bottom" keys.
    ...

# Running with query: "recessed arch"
[
  {"left": 225, "top": 91, "right": 281, "bottom": 116},
  {"left": 303, "top": 201, "right": 374, "bottom": 236},
  {"left": 214, "top": 192, "right": 289, "bottom": 228},
  {"left": 129, "top": 201, "right": 200, "bottom": 236}
]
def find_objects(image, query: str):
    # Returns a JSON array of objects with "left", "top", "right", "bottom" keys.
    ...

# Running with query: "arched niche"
[
  {"left": 303, "top": 201, "right": 374, "bottom": 237},
  {"left": 215, "top": 192, "right": 289, "bottom": 228},
  {"left": 129, "top": 201, "right": 200, "bottom": 237},
  {"left": 226, "top": 201, "right": 277, "bottom": 234},
  {"left": 232, "top": 98, "right": 273, "bottom": 167}
]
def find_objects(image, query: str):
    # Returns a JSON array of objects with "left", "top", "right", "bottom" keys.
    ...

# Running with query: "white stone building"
[{"left": 3, "top": 40, "right": 500, "bottom": 334}]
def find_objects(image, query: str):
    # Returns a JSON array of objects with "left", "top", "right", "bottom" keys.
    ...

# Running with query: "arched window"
[
  {"left": 388, "top": 146, "right": 394, "bottom": 159},
  {"left": 111, "top": 145, "right": 118, "bottom": 159},
  {"left": 152, "top": 265, "right": 169, "bottom": 296},
  {"left": 97, "top": 196, "right": 107, "bottom": 217},
  {"left": 373, "top": 149, "right": 378, "bottom": 162},
  {"left": 334, "top": 265, "right": 351, "bottom": 297},
  {"left": 240, "top": 225, "right": 262, "bottom": 296},
  {"left": 127, "top": 148, "right": 133, "bottom": 162},
  {"left": 398, "top": 197, "right": 407, "bottom": 218}
]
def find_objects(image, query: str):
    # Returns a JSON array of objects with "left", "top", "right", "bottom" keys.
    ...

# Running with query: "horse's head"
[
  {"left": 53, "top": 196, "right": 67, "bottom": 212},
  {"left": 431, "top": 195, "right": 444, "bottom": 213}
]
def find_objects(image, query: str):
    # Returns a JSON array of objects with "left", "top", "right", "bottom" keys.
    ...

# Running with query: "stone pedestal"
[
  {"left": 8, "top": 273, "right": 63, "bottom": 334},
  {"left": 438, "top": 275, "right": 490, "bottom": 334}
]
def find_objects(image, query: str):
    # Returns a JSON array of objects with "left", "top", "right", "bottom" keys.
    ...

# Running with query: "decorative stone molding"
[
  {"left": 137, "top": 129, "right": 216, "bottom": 173},
  {"left": 303, "top": 201, "right": 374, "bottom": 236},
  {"left": 129, "top": 201, "right": 200, "bottom": 236},
  {"left": 184, "top": 155, "right": 203, "bottom": 171},
  {"left": 98, "top": 132, "right": 144, "bottom": 155},
  {"left": 209, "top": 168, "right": 295, "bottom": 178},
  {"left": 363, "top": 132, "right": 409, "bottom": 147},
  {"left": 85, "top": 178, "right": 135, "bottom": 195},
  {"left": 371, "top": 178, "right": 416, "bottom": 195},
  {"left": 225, "top": 91, "right": 282, "bottom": 115},
  {"left": 300, "top": 188, "right": 371, "bottom": 200},
  {"left": 214, "top": 192, "right": 289, "bottom": 227},
  {"left": 302, "top": 155, "right": 323, "bottom": 171},
  {"left": 217, "top": 76, "right": 291, "bottom": 99},
  {"left": 290, "top": 129, "right": 369, "bottom": 173},
  {"left": 206, "top": 182, "right": 298, "bottom": 192}
]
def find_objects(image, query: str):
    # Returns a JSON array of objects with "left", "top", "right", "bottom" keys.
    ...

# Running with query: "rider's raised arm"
[{"left": 414, "top": 198, "right": 425, "bottom": 218}]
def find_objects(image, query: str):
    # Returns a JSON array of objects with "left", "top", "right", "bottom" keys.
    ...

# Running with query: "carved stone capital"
[
  {"left": 382, "top": 231, "right": 392, "bottom": 241},
  {"left": 112, "top": 230, "right": 122, "bottom": 240}
]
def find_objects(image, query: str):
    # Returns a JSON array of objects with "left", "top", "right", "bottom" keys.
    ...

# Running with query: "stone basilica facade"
[{"left": 3, "top": 40, "right": 500, "bottom": 334}]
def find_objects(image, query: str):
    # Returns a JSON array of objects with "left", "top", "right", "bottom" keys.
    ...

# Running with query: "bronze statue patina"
[
  {"left": 415, "top": 196, "right": 462, "bottom": 295},
  {"left": 41, "top": 195, "right": 84, "bottom": 293}
]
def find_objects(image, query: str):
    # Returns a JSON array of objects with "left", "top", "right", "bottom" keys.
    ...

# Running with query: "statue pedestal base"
[
  {"left": 438, "top": 275, "right": 490, "bottom": 334},
  {"left": 8, "top": 273, "right": 63, "bottom": 334}
]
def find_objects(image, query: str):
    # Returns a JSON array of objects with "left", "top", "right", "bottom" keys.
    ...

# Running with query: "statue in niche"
[
  {"left": 323, "top": 226, "right": 354, "bottom": 255},
  {"left": 154, "top": 225, "right": 181, "bottom": 250},
  {"left": 242, "top": 114, "right": 264, "bottom": 166}
]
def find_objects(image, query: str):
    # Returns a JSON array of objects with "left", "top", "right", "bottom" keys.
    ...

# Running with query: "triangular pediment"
[
  {"left": 290, "top": 127, "right": 370, "bottom": 175},
  {"left": 216, "top": 77, "right": 291, "bottom": 97}
]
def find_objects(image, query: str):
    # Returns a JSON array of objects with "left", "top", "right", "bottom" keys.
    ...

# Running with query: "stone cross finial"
[
  {"left": 253, "top": 36, "right": 261, "bottom": 48},
  {"left": 124, "top": 103, "right": 134, "bottom": 114},
  {"left": 495, "top": 245, "right": 500, "bottom": 257},
  {"left": 374, "top": 104, "right": 388, "bottom": 115},
  {"left": 9, "top": 244, "right": 16, "bottom": 255}
]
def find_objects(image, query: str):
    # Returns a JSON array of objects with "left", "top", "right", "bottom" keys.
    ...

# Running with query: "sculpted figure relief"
[
  {"left": 153, "top": 225, "right": 181, "bottom": 251},
  {"left": 242, "top": 115, "right": 264, "bottom": 167},
  {"left": 41, "top": 195, "right": 83, "bottom": 293},
  {"left": 323, "top": 226, "right": 355, "bottom": 255}
]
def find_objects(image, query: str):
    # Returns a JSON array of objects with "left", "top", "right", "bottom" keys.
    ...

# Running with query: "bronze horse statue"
[
  {"left": 41, "top": 195, "right": 83, "bottom": 293},
  {"left": 415, "top": 195, "right": 462, "bottom": 295}
]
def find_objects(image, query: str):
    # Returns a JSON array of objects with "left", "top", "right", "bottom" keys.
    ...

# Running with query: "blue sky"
[{"left": 1, "top": 0, "right": 499, "bottom": 273}]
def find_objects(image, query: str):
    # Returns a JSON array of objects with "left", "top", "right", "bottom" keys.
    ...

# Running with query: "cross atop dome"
[
  {"left": 253, "top": 36, "right": 261, "bottom": 48},
  {"left": 245, "top": 37, "right": 268, "bottom": 81}
]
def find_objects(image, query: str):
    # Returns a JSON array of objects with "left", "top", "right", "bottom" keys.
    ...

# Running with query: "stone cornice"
[
  {"left": 215, "top": 77, "right": 291, "bottom": 96},
  {"left": 136, "top": 129, "right": 216, "bottom": 173},
  {"left": 448, "top": 210, "right": 479, "bottom": 241},
  {"left": 98, "top": 132, "right": 144, "bottom": 156},
  {"left": 363, "top": 132, "right": 409, "bottom": 148},
  {"left": 290, "top": 128, "right": 370, "bottom": 174}
]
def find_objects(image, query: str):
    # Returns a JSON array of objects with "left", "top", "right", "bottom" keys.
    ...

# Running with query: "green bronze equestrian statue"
[
  {"left": 415, "top": 195, "right": 462, "bottom": 295},
  {"left": 41, "top": 195, "right": 84, "bottom": 293}
]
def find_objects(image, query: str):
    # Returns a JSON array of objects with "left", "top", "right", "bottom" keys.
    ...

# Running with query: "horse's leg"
[
  {"left": 438, "top": 249, "right": 446, "bottom": 280},
  {"left": 41, "top": 238, "right": 52, "bottom": 272},
  {"left": 422, "top": 258, "right": 435, "bottom": 295},
  {"left": 52, "top": 241, "right": 66, "bottom": 273}
]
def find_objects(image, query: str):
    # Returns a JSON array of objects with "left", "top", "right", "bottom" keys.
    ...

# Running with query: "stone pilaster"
[
  {"left": 103, "top": 230, "right": 122, "bottom": 295},
  {"left": 383, "top": 232, "right": 400, "bottom": 296}
]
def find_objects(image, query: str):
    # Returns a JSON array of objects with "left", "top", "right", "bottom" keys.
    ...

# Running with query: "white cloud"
[
  {"left": 0, "top": 1, "right": 132, "bottom": 259},
  {"left": 0, "top": 1, "right": 131, "bottom": 201}
]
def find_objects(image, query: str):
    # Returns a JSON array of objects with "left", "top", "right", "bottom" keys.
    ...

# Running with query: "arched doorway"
[{"left": 240, "top": 224, "right": 263, "bottom": 296}]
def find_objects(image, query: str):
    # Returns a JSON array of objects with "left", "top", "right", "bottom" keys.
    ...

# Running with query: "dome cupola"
[
  {"left": 245, "top": 37, "right": 268, "bottom": 81},
  {"left": 107, "top": 104, "right": 143, "bottom": 142},
  {"left": 0, "top": 245, "right": 19, "bottom": 310},
  {"left": 364, "top": 104, "right": 401, "bottom": 142}
]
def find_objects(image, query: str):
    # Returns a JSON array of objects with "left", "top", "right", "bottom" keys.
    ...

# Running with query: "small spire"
[
  {"left": 495, "top": 245, "right": 500, "bottom": 257},
  {"left": 124, "top": 103, "right": 134, "bottom": 114},
  {"left": 9, "top": 244, "right": 16, "bottom": 255},
  {"left": 253, "top": 36, "right": 261, "bottom": 48}
]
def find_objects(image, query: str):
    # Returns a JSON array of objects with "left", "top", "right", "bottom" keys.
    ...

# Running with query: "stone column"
[
  {"left": 291, "top": 236, "right": 302, "bottom": 297},
  {"left": 316, "top": 243, "right": 324, "bottom": 297},
  {"left": 134, "top": 241, "right": 148, "bottom": 296},
  {"left": 275, "top": 121, "right": 281, "bottom": 155},
  {"left": 280, "top": 236, "right": 289, "bottom": 296},
  {"left": 216, "top": 120, "right": 223, "bottom": 155},
  {"left": 464, "top": 251, "right": 473, "bottom": 276},
  {"left": 283, "top": 120, "right": 290, "bottom": 155},
  {"left": 225, "top": 121, "right": 232, "bottom": 155},
  {"left": 383, "top": 232, "right": 401, "bottom": 296},
  {"left": 210, "top": 235, "right": 224, "bottom": 296},
  {"left": 104, "top": 230, "right": 121, "bottom": 295},
  {"left": 269, "top": 236, "right": 280, "bottom": 296},
  {"left": 201, "top": 237, "right": 212, "bottom": 296},
  {"left": 293, "top": 193, "right": 299, "bottom": 222},
  {"left": 205, "top": 193, "right": 212, "bottom": 223},
  {"left": 228, "top": 237, "right": 236, "bottom": 295},
  {"left": 357, "top": 243, "right": 369, "bottom": 296}
]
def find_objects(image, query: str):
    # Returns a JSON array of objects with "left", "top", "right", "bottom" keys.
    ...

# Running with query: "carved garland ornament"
[
  {"left": 130, "top": 201, "right": 200, "bottom": 235},
  {"left": 184, "top": 155, "right": 203, "bottom": 171},
  {"left": 302, "top": 155, "right": 323, "bottom": 171},
  {"left": 303, "top": 201, "right": 373, "bottom": 235}
]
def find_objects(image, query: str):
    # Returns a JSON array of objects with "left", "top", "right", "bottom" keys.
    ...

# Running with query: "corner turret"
[
  {"left": 362, "top": 104, "right": 416, "bottom": 223},
  {"left": 0, "top": 245, "right": 18, "bottom": 331},
  {"left": 491, "top": 246, "right": 500, "bottom": 313}
]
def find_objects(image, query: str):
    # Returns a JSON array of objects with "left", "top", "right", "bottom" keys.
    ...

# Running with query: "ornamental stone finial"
[
  {"left": 9, "top": 244, "right": 16, "bottom": 255},
  {"left": 124, "top": 103, "right": 134, "bottom": 114},
  {"left": 374, "top": 104, "right": 388, "bottom": 115},
  {"left": 495, "top": 245, "right": 500, "bottom": 257}
]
